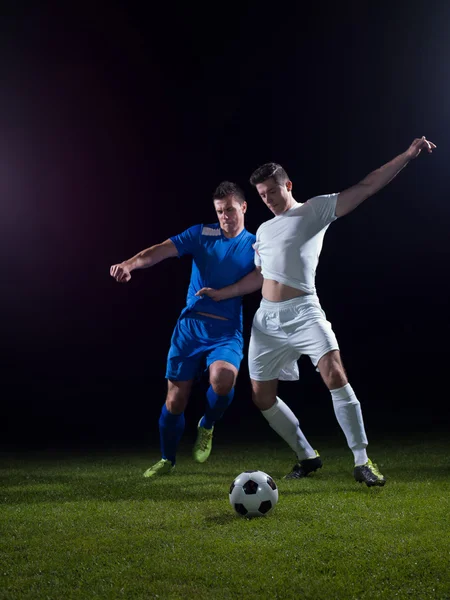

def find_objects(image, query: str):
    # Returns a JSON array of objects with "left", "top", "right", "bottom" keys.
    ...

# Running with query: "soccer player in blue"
[{"left": 110, "top": 182, "right": 261, "bottom": 477}]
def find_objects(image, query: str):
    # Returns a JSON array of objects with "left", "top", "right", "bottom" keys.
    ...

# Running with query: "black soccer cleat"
[
  {"left": 284, "top": 451, "right": 323, "bottom": 480},
  {"left": 354, "top": 459, "right": 386, "bottom": 487}
]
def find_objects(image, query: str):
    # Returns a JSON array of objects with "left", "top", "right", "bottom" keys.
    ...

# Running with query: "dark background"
[{"left": 1, "top": 2, "right": 448, "bottom": 450}]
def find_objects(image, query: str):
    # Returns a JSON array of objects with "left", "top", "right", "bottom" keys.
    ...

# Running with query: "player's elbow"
[{"left": 254, "top": 269, "right": 264, "bottom": 288}]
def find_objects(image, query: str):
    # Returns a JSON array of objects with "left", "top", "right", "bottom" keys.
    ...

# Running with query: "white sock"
[
  {"left": 331, "top": 383, "right": 368, "bottom": 465},
  {"left": 261, "top": 396, "right": 316, "bottom": 461}
]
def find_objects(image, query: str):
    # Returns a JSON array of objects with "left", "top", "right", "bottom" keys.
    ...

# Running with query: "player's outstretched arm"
[
  {"left": 335, "top": 136, "right": 436, "bottom": 218},
  {"left": 196, "top": 267, "right": 263, "bottom": 301},
  {"left": 110, "top": 239, "right": 178, "bottom": 283}
]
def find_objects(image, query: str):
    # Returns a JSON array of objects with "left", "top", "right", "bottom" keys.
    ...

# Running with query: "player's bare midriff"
[
  {"left": 262, "top": 279, "right": 308, "bottom": 303},
  {"left": 195, "top": 311, "right": 229, "bottom": 321}
]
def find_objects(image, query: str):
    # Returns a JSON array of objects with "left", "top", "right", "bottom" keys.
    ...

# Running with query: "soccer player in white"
[{"left": 198, "top": 136, "right": 435, "bottom": 486}]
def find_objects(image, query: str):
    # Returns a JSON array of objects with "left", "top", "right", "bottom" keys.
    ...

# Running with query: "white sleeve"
[
  {"left": 254, "top": 247, "right": 261, "bottom": 267},
  {"left": 253, "top": 229, "right": 262, "bottom": 267},
  {"left": 307, "top": 193, "right": 339, "bottom": 226}
]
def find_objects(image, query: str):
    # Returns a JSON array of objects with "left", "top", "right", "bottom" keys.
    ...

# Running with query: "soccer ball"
[{"left": 229, "top": 470, "right": 278, "bottom": 518}]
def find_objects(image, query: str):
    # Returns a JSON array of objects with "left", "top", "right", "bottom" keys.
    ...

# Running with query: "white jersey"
[{"left": 253, "top": 194, "right": 339, "bottom": 295}]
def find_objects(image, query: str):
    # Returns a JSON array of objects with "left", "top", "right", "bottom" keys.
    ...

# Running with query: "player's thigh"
[
  {"left": 250, "top": 377, "right": 279, "bottom": 410},
  {"left": 290, "top": 318, "right": 339, "bottom": 368},
  {"left": 206, "top": 328, "right": 243, "bottom": 394},
  {"left": 165, "top": 318, "right": 208, "bottom": 382},
  {"left": 248, "top": 320, "right": 295, "bottom": 382}
]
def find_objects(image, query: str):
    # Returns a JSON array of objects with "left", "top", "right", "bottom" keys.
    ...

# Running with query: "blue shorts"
[{"left": 165, "top": 312, "right": 244, "bottom": 381}]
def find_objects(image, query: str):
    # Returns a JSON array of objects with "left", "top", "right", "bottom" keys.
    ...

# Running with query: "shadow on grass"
[
  {"left": 0, "top": 474, "right": 392, "bottom": 505},
  {"left": 204, "top": 512, "right": 237, "bottom": 525},
  {"left": 279, "top": 485, "right": 387, "bottom": 497}
]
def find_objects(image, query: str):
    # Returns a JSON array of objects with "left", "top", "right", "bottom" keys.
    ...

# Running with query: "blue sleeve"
[{"left": 169, "top": 224, "right": 202, "bottom": 257}]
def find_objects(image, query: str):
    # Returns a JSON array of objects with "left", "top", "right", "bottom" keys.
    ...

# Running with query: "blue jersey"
[{"left": 170, "top": 223, "right": 256, "bottom": 331}]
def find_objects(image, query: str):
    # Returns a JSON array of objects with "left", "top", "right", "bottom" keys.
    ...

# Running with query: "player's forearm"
[
  {"left": 359, "top": 151, "right": 410, "bottom": 196},
  {"left": 219, "top": 269, "right": 263, "bottom": 300},
  {"left": 123, "top": 243, "right": 171, "bottom": 271},
  {"left": 336, "top": 149, "right": 414, "bottom": 217}
]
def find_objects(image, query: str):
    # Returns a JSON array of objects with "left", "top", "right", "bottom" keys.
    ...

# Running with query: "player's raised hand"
[
  {"left": 406, "top": 136, "right": 436, "bottom": 160},
  {"left": 195, "top": 287, "right": 225, "bottom": 301},
  {"left": 110, "top": 263, "right": 132, "bottom": 283}
]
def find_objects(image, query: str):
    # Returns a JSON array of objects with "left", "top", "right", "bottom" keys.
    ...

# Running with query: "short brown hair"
[
  {"left": 249, "top": 163, "right": 289, "bottom": 187},
  {"left": 213, "top": 181, "right": 246, "bottom": 204}
]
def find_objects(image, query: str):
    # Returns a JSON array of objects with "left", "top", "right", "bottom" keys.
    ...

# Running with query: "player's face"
[
  {"left": 214, "top": 195, "right": 247, "bottom": 238},
  {"left": 256, "top": 178, "right": 292, "bottom": 215}
]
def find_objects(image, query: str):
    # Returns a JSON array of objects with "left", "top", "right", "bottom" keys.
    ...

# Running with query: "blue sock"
[
  {"left": 159, "top": 404, "right": 185, "bottom": 465},
  {"left": 200, "top": 386, "right": 235, "bottom": 430}
]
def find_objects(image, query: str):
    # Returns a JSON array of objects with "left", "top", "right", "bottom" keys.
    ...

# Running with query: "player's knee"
[
  {"left": 251, "top": 390, "right": 262, "bottom": 409},
  {"left": 330, "top": 371, "right": 347, "bottom": 389},
  {"left": 210, "top": 364, "right": 236, "bottom": 395},
  {"left": 325, "top": 364, "right": 347, "bottom": 389},
  {"left": 165, "top": 396, "right": 187, "bottom": 414},
  {"left": 251, "top": 389, "right": 275, "bottom": 411},
  {"left": 250, "top": 379, "right": 277, "bottom": 410},
  {"left": 319, "top": 352, "right": 347, "bottom": 389},
  {"left": 165, "top": 385, "right": 190, "bottom": 413},
  {"left": 210, "top": 370, "right": 234, "bottom": 396}
]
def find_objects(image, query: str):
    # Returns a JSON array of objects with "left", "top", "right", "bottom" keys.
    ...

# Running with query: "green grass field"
[{"left": 1, "top": 436, "right": 449, "bottom": 600}]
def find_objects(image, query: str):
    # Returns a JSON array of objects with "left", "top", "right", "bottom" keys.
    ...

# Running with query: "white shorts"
[{"left": 248, "top": 295, "right": 339, "bottom": 381}]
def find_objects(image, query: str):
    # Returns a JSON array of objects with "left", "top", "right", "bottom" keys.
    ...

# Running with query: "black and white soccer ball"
[{"left": 229, "top": 470, "right": 278, "bottom": 518}]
